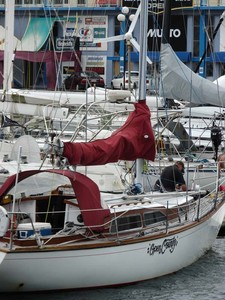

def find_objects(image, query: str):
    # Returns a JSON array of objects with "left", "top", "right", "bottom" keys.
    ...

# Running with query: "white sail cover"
[{"left": 160, "top": 43, "right": 225, "bottom": 107}]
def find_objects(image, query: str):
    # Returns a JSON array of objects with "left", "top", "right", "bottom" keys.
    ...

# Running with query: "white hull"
[
  {"left": 0, "top": 204, "right": 224, "bottom": 292},
  {"left": 1, "top": 88, "right": 174, "bottom": 110},
  {"left": 0, "top": 100, "right": 69, "bottom": 119}
]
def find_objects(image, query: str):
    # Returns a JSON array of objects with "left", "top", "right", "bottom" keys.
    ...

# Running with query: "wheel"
[{"left": 111, "top": 82, "right": 114, "bottom": 89}]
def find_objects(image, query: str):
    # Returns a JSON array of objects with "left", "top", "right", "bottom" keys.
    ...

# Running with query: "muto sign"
[
  {"left": 122, "top": 1, "right": 190, "bottom": 51},
  {"left": 122, "top": 0, "right": 190, "bottom": 54},
  {"left": 148, "top": 14, "right": 187, "bottom": 51}
]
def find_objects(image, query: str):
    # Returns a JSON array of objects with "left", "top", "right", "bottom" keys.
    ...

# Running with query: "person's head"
[{"left": 175, "top": 161, "right": 185, "bottom": 174}]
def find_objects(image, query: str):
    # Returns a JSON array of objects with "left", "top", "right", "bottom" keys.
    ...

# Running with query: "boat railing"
[
  {"left": 54, "top": 100, "right": 132, "bottom": 143},
  {"left": 4, "top": 188, "right": 224, "bottom": 248},
  {"left": 111, "top": 191, "right": 221, "bottom": 236},
  {"left": 7, "top": 211, "right": 44, "bottom": 249}
]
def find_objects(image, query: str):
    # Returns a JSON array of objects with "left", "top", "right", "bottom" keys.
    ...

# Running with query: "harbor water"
[{"left": 2, "top": 237, "right": 225, "bottom": 300}]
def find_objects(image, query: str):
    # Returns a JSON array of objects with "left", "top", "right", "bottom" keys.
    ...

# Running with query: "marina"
[{"left": 1, "top": 0, "right": 225, "bottom": 295}]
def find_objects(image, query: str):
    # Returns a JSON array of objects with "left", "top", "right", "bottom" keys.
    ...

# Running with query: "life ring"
[{"left": 0, "top": 206, "right": 10, "bottom": 237}]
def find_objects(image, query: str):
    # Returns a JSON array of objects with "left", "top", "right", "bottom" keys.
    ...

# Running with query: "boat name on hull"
[{"left": 147, "top": 237, "right": 178, "bottom": 256}]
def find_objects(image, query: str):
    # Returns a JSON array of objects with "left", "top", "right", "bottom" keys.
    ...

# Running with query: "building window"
[
  {"left": 53, "top": 0, "right": 64, "bottom": 5},
  {"left": 78, "top": 0, "right": 86, "bottom": 5},
  {"left": 206, "top": 62, "right": 213, "bottom": 77},
  {"left": 206, "top": 17, "right": 214, "bottom": 57},
  {"left": 24, "top": 0, "right": 33, "bottom": 4},
  {"left": 193, "top": 15, "right": 200, "bottom": 57}
]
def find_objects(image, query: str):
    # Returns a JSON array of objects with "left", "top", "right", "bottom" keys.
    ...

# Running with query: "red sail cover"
[
  {"left": 63, "top": 102, "right": 156, "bottom": 166},
  {"left": 0, "top": 170, "right": 110, "bottom": 232}
]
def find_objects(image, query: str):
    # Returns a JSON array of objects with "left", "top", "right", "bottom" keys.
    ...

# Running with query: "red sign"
[{"left": 97, "top": 0, "right": 118, "bottom": 6}]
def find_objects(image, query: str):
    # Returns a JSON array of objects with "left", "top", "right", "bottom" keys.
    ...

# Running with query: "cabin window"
[
  {"left": 110, "top": 214, "right": 142, "bottom": 233},
  {"left": 144, "top": 211, "right": 166, "bottom": 226}
]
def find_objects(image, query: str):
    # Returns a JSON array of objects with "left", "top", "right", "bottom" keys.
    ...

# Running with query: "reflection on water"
[{"left": 2, "top": 238, "right": 225, "bottom": 300}]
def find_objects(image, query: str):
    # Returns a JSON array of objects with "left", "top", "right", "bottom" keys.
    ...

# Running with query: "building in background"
[{"left": 0, "top": 0, "right": 225, "bottom": 89}]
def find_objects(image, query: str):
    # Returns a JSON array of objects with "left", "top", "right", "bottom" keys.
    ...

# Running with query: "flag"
[{"left": 1, "top": 114, "right": 26, "bottom": 129}]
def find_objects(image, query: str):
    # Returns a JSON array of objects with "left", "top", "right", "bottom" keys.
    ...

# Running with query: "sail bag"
[{"left": 63, "top": 102, "right": 156, "bottom": 166}]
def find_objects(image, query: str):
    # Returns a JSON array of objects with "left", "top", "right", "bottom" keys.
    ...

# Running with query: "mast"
[
  {"left": 135, "top": 0, "right": 148, "bottom": 188},
  {"left": 162, "top": 0, "right": 171, "bottom": 45},
  {"left": 3, "top": 0, "right": 15, "bottom": 98},
  {"left": 138, "top": 0, "right": 148, "bottom": 101}
]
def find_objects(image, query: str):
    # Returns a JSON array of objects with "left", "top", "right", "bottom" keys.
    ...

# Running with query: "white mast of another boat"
[
  {"left": 3, "top": 1, "right": 21, "bottom": 249},
  {"left": 135, "top": 0, "right": 148, "bottom": 188},
  {"left": 3, "top": 0, "right": 15, "bottom": 100}
]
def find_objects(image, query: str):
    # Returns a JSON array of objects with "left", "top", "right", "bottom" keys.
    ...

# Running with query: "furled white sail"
[{"left": 160, "top": 43, "right": 225, "bottom": 107}]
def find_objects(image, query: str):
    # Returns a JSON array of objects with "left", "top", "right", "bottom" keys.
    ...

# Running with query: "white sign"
[{"left": 64, "top": 16, "right": 108, "bottom": 51}]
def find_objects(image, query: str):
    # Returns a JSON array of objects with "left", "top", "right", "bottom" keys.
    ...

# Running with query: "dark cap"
[
  {"left": 176, "top": 161, "right": 184, "bottom": 168},
  {"left": 176, "top": 161, "right": 185, "bottom": 173}
]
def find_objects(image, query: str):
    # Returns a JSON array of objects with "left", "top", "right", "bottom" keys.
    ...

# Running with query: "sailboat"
[{"left": 0, "top": 0, "right": 225, "bottom": 293}]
